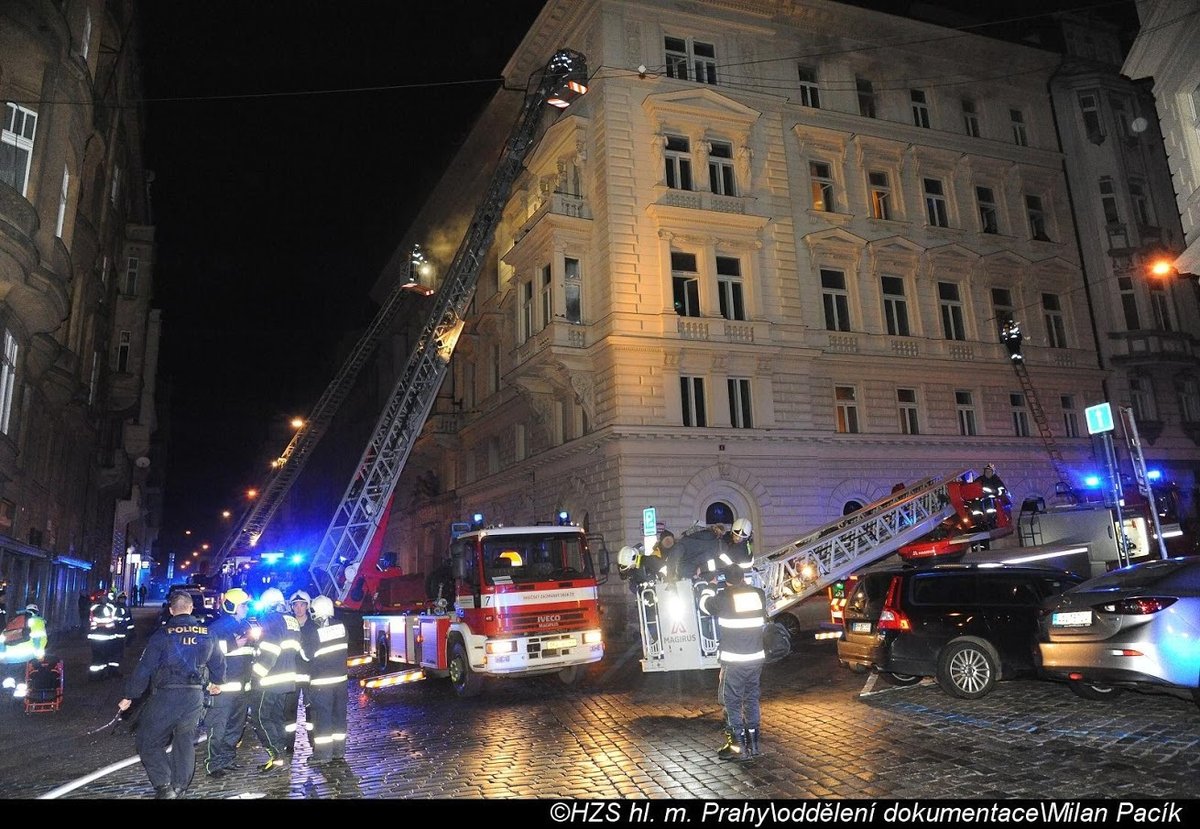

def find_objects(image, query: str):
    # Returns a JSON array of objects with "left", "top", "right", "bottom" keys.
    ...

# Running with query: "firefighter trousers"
[
  {"left": 720, "top": 661, "right": 762, "bottom": 735},
  {"left": 307, "top": 681, "right": 348, "bottom": 762},
  {"left": 134, "top": 686, "right": 204, "bottom": 792},
  {"left": 204, "top": 689, "right": 248, "bottom": 773},
  {"left": 250, "top": 689, "right": 296, "bottom": 762}
]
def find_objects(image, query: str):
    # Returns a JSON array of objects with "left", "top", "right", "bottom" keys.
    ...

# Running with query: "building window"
[
  {"left": 81, "top": 9, "right": 92, "bottom": 60},
  {"left": 924, "top": 178, "right": 949, "bottom": 227},
  {"left": 868, "top": 171, "right": 891, "bottom": 220},
  {"left": 1179, "top": 378, "right": 1200, "bottom": 423},
  {"left": 961, "top": 98, "right": 980, "bottom": 137},
  {"left": 539, "top": 264, "right": 552, "bottom": 330},
  {"left": 664, "top": 36, "right": 717, "bottom": 85},
  {"left": 1110, "top": 94, "right": 1134, "bottom": 139},
  {"left": 123, "top": 257, "right": 140, "bottom": 297},
  {"left": 681, "top": 376, "right": 707, "bottom": 427},
  {"left": 117, "top": 330, "right": 131, "bottom": 373},
  {"left": 1099, "top": 177, "right": 1120, "bottom": 224},
  {"left": 797, "top": 66, "right": 821, "bottom": 108},
  {"left": 821, "top": 268, "right": 851, "bottom": 332},
  {"left": 1043, "top": 293, "right": 1067, "bottom": 348},
  {"left": 716, "top": 256, "right": 745, "bottom": 321},
  {"left": 881, "top": 275, "right": 910, "bottom": 337},
  {"left": 976, "top": 186, "right": 998, "bottom": 234},
  {"left": 1010, "top": 392, "right": 1031, "bottom": 437},
  {"left": 835, "top": 386, "right": 859, "bottom": 434},
  {"left": 956, "top": 390, "right": 977, "bottom": 436},
  {"left": 857, "top": 78, "right": 876, "bottom": 118},
  {"left": 1149, "top": 280, "right": 1173, "bottom": 331},
  {"left": 55, "top": 166, "right": 70, "bottom": 238},
  {"left": 1026, "top": 194, "right": 1050, "bottom": 241},
  {"left": 519, "top": 279, "right": 533, "bottom": 342},
  {"left": 1118, "top": 276, "right": 1140, "bottom": 330},
  {"left": 911, "top": 89, "right": 930, "bottom": 128},
  {"left": 564, "top": 257, "right": 582, "bottom": 324},
  {"left": 0, "top": 330, "right": 17, "bottom": 435},
  {"left": 664, "top": 135, "right": 693, "bottom": 190},
  {"left": 515, "top": 423, "right": 527, "bottom": 461},
  {"left": 938, "top": 281, "right": 965, "bottom": 341},
  {"left": 809, "top": 161, "right": 836, "bottom": 212},
  {"left": 100, "top": 255, "right": 109, "bottom": 287},
  {"left": 1130, "top": 376, "right": 1157, "bottom": 421},
  {"left": 991, "top": 287, "right": 1015, "bottom": 334},
  {"left": 897, "top": 388, "right": 919, "bottom": 435},
  {"left": 728, "top": 378, "right": 753, "bottom": 428},
  {"left": 1010, "top": 108, "right": 1028, "bottom": 146},
  {"left": 1079, "top": 93, "right": 1103, "bottom": 139},
  {"left": 1, "top": 103, "right": 38, "bottom": 197},
  {"left": 672, "top": 251, "right": 700, "bottom": 317},
  {"left": 1061, "top": 395, "right": 1080, "bottom": 438},
  {"left": 708, "top": 141, "right": 736, "bottom": 196},
  {"left": 1129, "top": 179, "right": 1152, "bottom": 226},
  {"left": 111, "top": 165, "right": 121, "bottom": 206}
]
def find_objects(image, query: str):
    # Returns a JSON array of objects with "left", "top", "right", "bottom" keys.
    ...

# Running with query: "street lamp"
[
  {"left": 291, "top": 417, "right": 305, "bottom": 429},
  {"left": 221, "top": 510, "right": 232, "bottom": 519}
]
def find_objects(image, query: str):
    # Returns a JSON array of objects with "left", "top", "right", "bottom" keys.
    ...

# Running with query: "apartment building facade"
[
  {"left": 0, "top": 0, "right": 161, "bottom": 629},
  {"left": 368, "top": 2, "right": 1196, "bottom": 628}
]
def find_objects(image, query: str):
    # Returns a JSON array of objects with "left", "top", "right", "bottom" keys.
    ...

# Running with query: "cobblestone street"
[{"left": 1, "top": 609, "right": 1197, "bottom": 800}]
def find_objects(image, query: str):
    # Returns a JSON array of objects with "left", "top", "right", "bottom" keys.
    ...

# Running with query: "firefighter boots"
[
  {"left": 717, "top": 730, "right": 744, "bottom": 761},
  {"left": 745, "top": 728, "right": 760, "bottom": 757}
]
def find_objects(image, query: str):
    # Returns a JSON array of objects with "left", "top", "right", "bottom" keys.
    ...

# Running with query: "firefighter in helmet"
[
  {"left": 704, "top": 518, "right": 754, "bottom": 580},
  {"left": 205, "top": 588, "right": 254, "bottom": 778},
  {"left": 305, "top": 596, "right": 348, "bottom": 765},
  {"left": 1, "top": 604, "right": 48, "bottom": 699},
  {"left": 713, "top": 565, "right": 767, "bottom": 762},
  {"left": 978, "top": 463, "right": 1008, "bottom": 531},
  {"left": 248, "top": 587, "right": 302, "bottom": 772},
  {"left": 88, "top": 591, "right": 124, "bottom": 680}
]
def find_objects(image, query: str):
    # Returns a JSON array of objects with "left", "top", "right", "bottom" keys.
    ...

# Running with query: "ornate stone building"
[{"left": 0, "top": 0, "right": 160, "bottom": 629}]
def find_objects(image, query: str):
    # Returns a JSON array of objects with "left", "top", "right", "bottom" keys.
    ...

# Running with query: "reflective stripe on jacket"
[
  {"left": 309, "top": 620, "right": 348, "bottom": 687},
  {"left": 252, "top": 612, "right": 302, "bottom": 691},
  {"left": 713, "top": 583, "right": 767, "bottom": 665}
]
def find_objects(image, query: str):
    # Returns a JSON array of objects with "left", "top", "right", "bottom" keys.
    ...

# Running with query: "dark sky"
[
  {"left": 138, "top": 1, "right": 547, "bottom": 550},
  {"left": 136, "top": 0, "right": 1138, "bottom": 556}
]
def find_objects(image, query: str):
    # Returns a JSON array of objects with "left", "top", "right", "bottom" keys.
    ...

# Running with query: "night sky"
[{"left": 135, "top": 0, "right": 1138, "bottom": 557}]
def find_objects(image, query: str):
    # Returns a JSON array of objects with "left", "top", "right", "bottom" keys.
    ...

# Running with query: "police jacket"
[
  {"left": 124, "top": 613, "right": 224, "bottom": 699},
  {"left": 252, "top": 610, "right": 302, "bottom": 693},
  {"left": 712, "top": 582, "right": 767, "bottom": 665},
  {"left": 210, "top": 613, "right": 255, "bottom": 693},
  {"left": 308, "top": 618, "right": 348, "bottom": 689}
]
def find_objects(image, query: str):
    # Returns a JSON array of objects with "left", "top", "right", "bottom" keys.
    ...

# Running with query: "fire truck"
[{"left": 361, "top": 521, "right": 605, "bottom": 696}]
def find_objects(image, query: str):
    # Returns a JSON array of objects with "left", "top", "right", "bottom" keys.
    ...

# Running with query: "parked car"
[
  {"left": 837, "top": 563, "right": 1083, "bottom": 699},
  {"left": 1039, "top": 557, "right": 1200, "bottom": 709},
  {"left": 158, "top": 584, "right": 219, "bottom": 626}
]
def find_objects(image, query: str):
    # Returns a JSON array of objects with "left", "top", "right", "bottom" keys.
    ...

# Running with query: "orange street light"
[
  {"left": 192, "top": 551, "right": 199, "bottom": 557},
  {"left": 1150, "top": 257, "right": 1174, "bottom": 278},
  {"left": 201, "top": 543, "right": 210, "bottom": 551},
  {"left": 246, "top": 489, "right": 259, "bottom": 499},
  {"left": 222, "top": 510, "right": 232, "bottom": 519},
  {"left": 291, "top": 417, "right": 305, "bottom": 429},
  {"left": 184, "top": 529, "right": 192, "bottom": 536}
]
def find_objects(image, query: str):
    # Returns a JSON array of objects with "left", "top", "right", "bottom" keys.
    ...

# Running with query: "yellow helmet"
[{"left": 222, "top": 588, "right": 251, "bottom": 614}]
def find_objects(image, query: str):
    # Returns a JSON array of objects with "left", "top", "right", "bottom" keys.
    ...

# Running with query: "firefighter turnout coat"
[
  {"left": 307, "top": 616, "right": 349, "bottom": 762},
  {"left": 249, "top": 610, "right": 302, "bottom": 763},
  {"left": 204, "top": 612, "right": 254, "bottom": 774}
]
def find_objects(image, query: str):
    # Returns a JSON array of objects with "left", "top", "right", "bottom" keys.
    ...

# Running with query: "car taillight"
[
  {"left": 876, "top": 576, "right": 910, "bottom": 632},
  {"left": 1097, "top": 597, "right": 1177, "bottom": 615}
]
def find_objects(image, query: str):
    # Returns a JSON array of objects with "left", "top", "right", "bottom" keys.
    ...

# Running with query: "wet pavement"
[{"left": 2, "top": 607, "right": 1197, "bottom": 800}]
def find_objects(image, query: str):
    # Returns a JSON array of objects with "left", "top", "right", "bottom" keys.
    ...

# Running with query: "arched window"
[
  {"left": 705, "top": 501, "right": 734, "bottom": 526},
  {"left": 843, "top": 500, "right": 864, "bottom": 515}
]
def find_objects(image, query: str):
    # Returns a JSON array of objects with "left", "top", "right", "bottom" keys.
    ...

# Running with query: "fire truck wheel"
[
  {"left": 375, "top": 634, "right": 390, "bottom": 671},
  {"left": 448, "top": 640, "right": 483, "bottom": 698},
  {"left": 557, "top": 665, "right": 580, "bottom": 686}
]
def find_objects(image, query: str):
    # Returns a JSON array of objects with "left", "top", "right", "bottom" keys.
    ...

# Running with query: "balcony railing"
[
  {"left": 1108, "top": 330, "right": 1200, "bottom": 365},
  {"left": 660, "top": 190, "right": 748, "bottom": 214},
  {"left": 513, "top": 192, "right": 590, "bottom": 245}
]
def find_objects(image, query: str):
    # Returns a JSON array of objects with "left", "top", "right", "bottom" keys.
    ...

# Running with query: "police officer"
[
  {"left": 712, "top": 565, "right": 767, "bottom": 761},
  {"left": 249, "top": 587, "right": 303, "bottom": 772},
  {"left": 88, "top": 591, "right": 123, "bottom": 680},
  {"left": 118, "top": 590, "right": 225, "bottom": 799},
  {"left": 205, "top": 588, "right": 254, "bottom": 778},
  {"left": 305, "top": 596, "right": 348, "bottom": 765}
]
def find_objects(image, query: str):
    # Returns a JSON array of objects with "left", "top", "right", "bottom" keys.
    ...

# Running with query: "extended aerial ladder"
[
  {"left": 636, "top": 472, "right": 971, "bottom": 672},
  {"left": 1001, "top": 320, "right": 1075, "bottom": 496},
  {"left": 207, "top": 247, "right": 433, "bottom": 578},
  {"left": 308, "top": 50, "right": 590, "bottom": 603}
]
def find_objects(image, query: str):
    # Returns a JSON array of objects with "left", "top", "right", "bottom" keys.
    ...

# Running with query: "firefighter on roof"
[
  {"left": 205, "top": 588, "right": 254, "bottom": 778},
  {"left": 305, "top": 596, "right": 349, "bottom": 765}
]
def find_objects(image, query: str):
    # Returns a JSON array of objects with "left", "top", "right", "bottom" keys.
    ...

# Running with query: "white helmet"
[
  {"left": 260, "top": 588, "right": 285, "bottom": 610},
  {"left": 731, "top": 518, "right": 752, "bottom": 541},
  {"left": 617, "top": 545, "right": 639, "bottom": 570},
  {"left": 311, "top": 596, "right": 335, "bottom": 620}
]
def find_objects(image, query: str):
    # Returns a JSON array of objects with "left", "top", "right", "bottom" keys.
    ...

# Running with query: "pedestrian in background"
[
  {"left": 138, "top": 584, "right": 148, "bottom": 607},
  {"left": 205, "top": 588, "right": 254, "bottom": 778},
  {"left": 305, "top": 596, "right": 348, "bottom": 765},
  {"left": 713, "top": 566, "right": 767, "bottom": 761},
  {"left": 118, "top": 590, "right": 225, "bottom": 799}
]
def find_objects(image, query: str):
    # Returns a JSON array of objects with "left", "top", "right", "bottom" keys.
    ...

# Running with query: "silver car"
[{"left": 1039, "top": 557, "right": 1200, "bottom": 709}]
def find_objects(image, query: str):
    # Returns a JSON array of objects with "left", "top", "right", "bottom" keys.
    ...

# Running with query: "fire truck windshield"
[{"left": 482, "top": 535, "right": 593, "bottom": 585}]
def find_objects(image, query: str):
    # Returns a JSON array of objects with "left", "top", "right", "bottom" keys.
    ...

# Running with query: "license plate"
[
  {"left": 1052, "top": 610, "right": 1092, "bottom": 627},
  {"left": 851, "top": 621, "right": 872, "bottom": 634},
  {"left": 542, "top": 637, "right": 577, "bottom": 650}
]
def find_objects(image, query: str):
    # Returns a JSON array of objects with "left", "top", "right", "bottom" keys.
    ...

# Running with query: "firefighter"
[
  {"left": 88, "top": 591, "right": 124, "bottom": 680},
  {"left": 1001, "top": 320, "right": 1024, "bottom": 363},
  {"left": 116, "top": 592, "right": 135, "bottom": 646},
  {"left": 118, "top": 590, "right": 225, "bottom": 800},
  {"left": 1, "top": 604, "right": 48, "bottom": 699},
  {"left": 205, "top": 588, "right": 254, "bottom": 778},
  {"left": 305, "top": 596, "right": 348, "bottom": 766},
  {"left": 704, "top": 518, "right": 754, "bottom": 579},
  {"left": 978, "top": 463, "right": 1008, "bottom": 530},
  {"left": 249, "top": 587, "right": 303, "bottom": 773},
  {"left": 712, "top": 565, "right": 767, "bottom": 762},
  {"left": 287, "top": 589, "right": 315, "bottom": 753}
]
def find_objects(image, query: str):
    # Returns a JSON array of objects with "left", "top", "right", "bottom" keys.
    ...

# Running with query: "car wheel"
[
  {"left": 375, "top": 633, "right": 390, "bottom": 672},
  {"left": 558, "top": 665, "right": 581, "bottom": 686},
  {"left": 448, "top": 639, "right": 484, "bottom": 698},
  {"left": 936, "top": 639, "right": 998, "bottom": 699},
  {"left": 773, "top": 613, "right": 802, "bottom": 647},
  {"left": 886, "top": 672, "right": 923, "bottom": 686},
  {"left": 1067, "top": 680, "right": 1122, "bottom": 701}
]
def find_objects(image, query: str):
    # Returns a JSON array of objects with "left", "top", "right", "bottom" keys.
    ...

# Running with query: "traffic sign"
[
  {"left": 1085, "top": 402, "right": 1114, "bottom": 435},
  {"left": 642, "top": 507, "right": 657, "bottom": 538}
]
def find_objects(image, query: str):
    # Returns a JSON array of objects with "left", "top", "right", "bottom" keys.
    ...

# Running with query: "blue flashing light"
[
  {"left": 1083, "top": 475, "right": 1103, "bottom": 489},
  {"left": 1147, "top": 469, "right": 1163, "bottom": 481},
  {"left": 290, "top": 554, "right": 304, "bottom": 565},
  {"left": 473, "top": 513, "right": 484, "bottom": 523},
  {"left": 261, "top": 552, "right": 283, "bottom": 564},
  {"left": 557, "top": 510, "right": 570, "bottom": 525}
]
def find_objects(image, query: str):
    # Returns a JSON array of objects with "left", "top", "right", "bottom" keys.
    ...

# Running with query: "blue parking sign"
[
  {"left": 1085, "top": 402, "right": 1114, "bottom": 435},
  {"left": 643, "top": 507, "right": 657, "bottom": 538}
]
